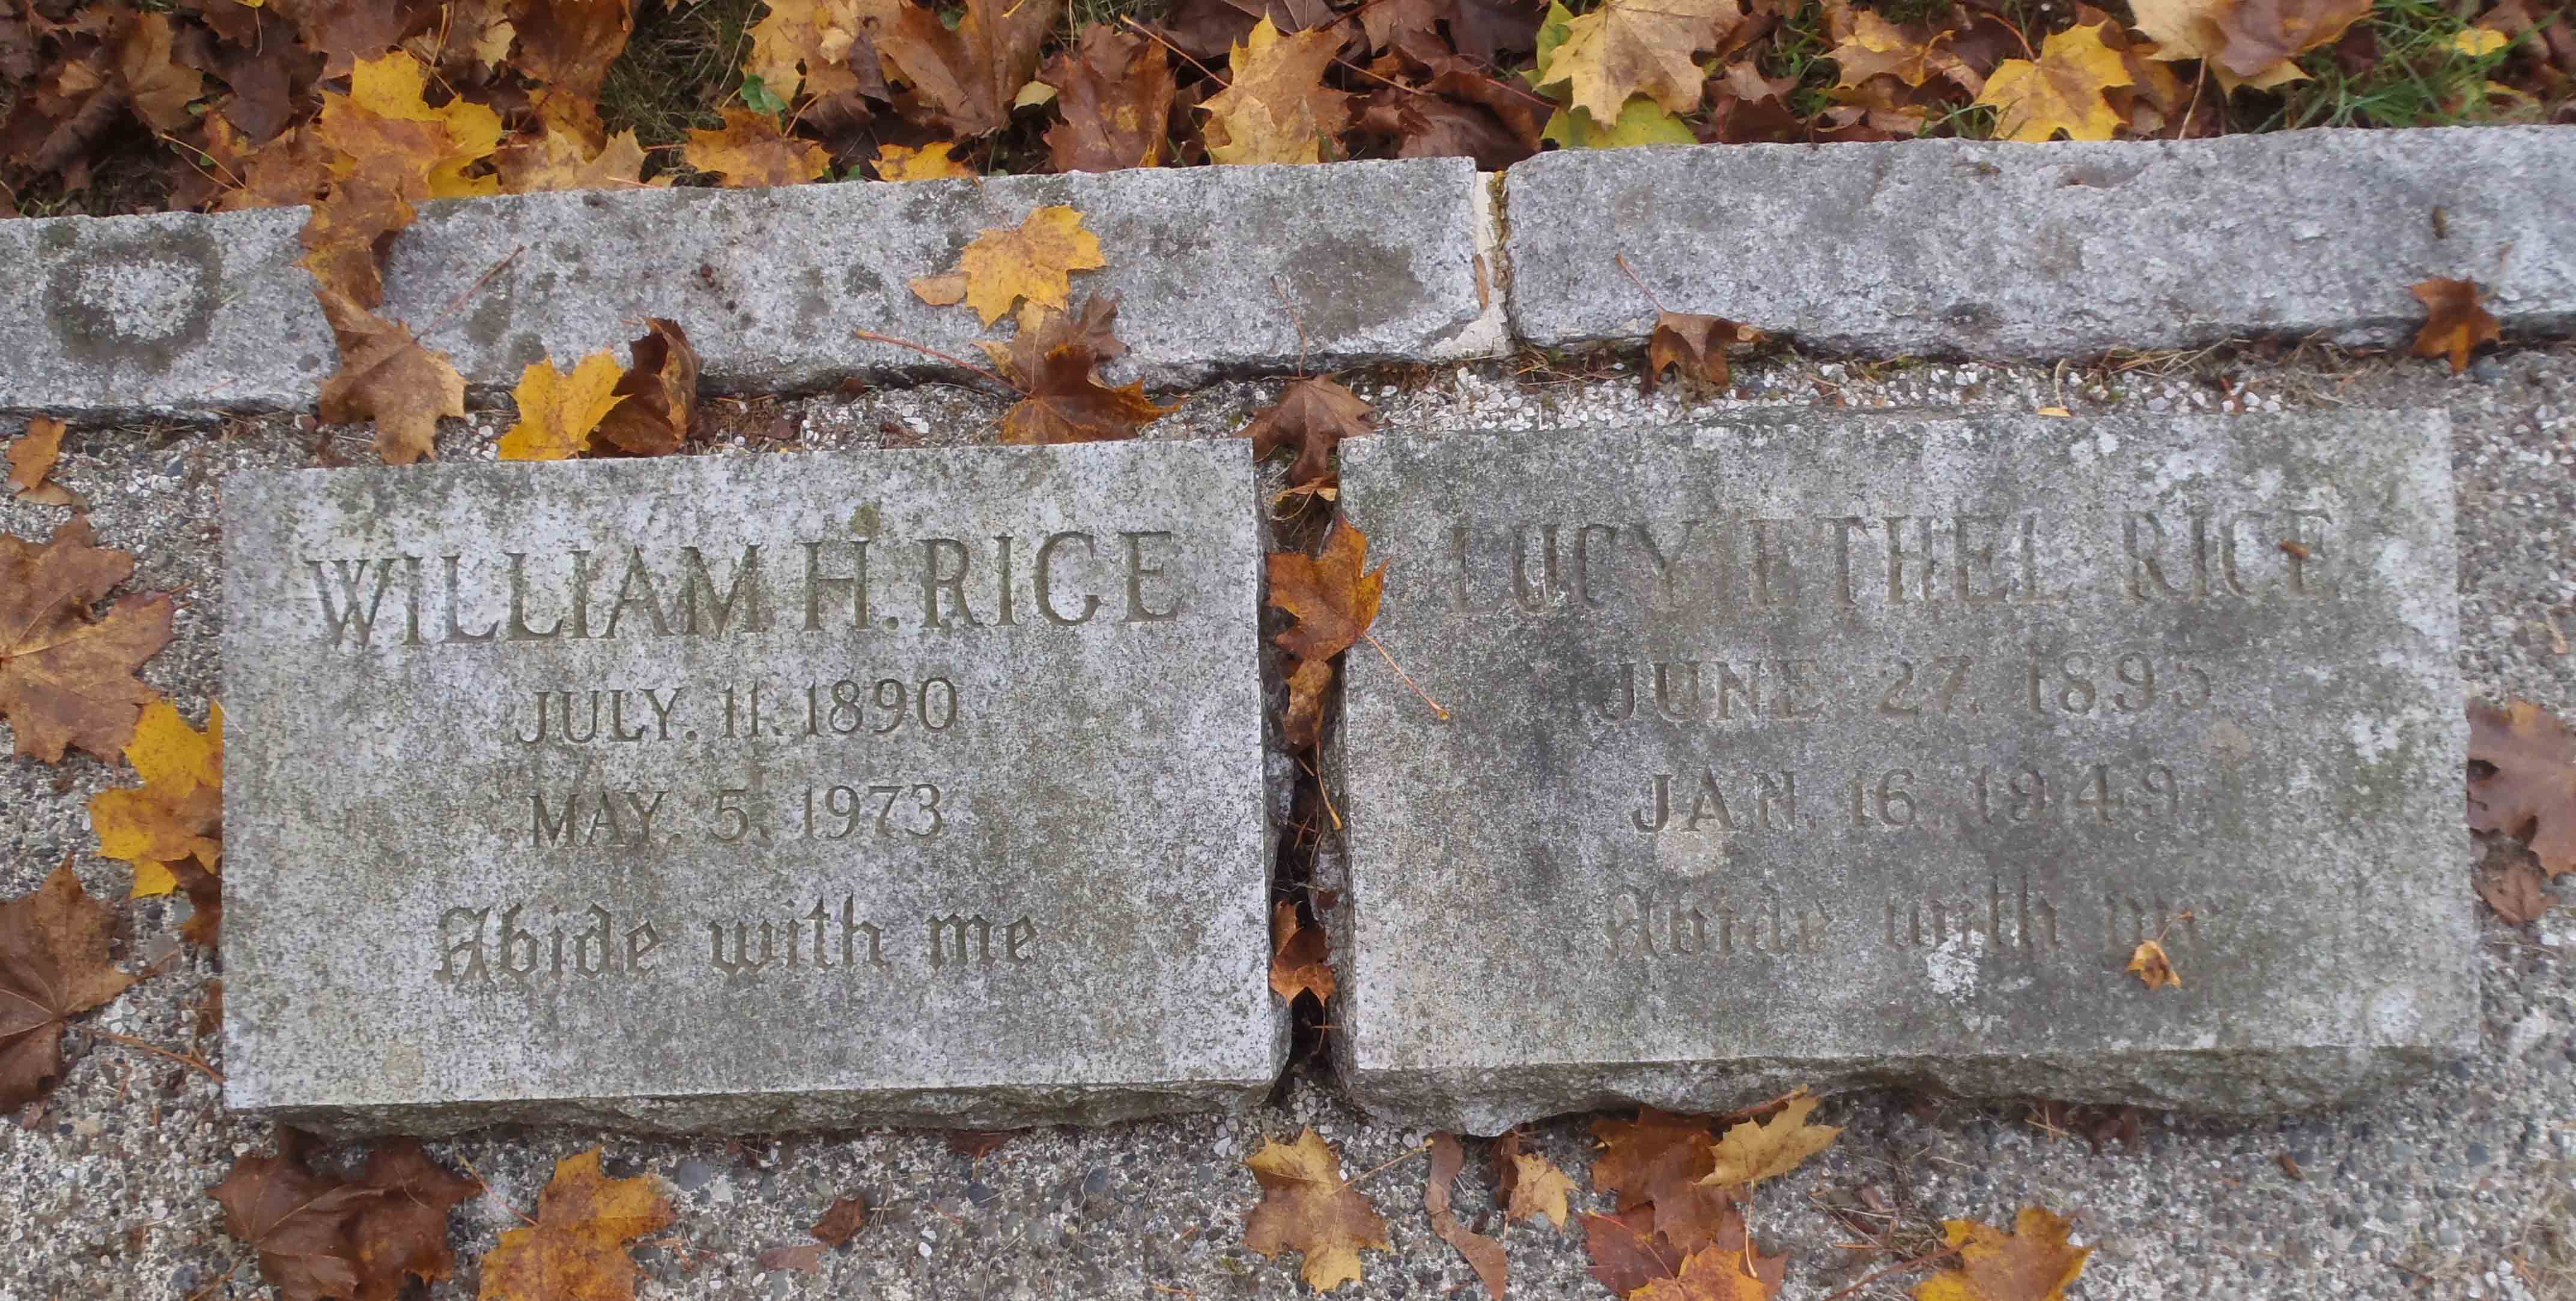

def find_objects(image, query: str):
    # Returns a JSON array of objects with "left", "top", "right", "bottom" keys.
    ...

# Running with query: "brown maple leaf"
[
  {"left": 682, "top": 108, "right": 831, "bottom": 187},
  {"left": 1, "top": 859, "right": 138, "bottom": 1114},
  {"left": 351, "top": 1141, "right": 482, "bottom": 1299},
  {"left": 2125, "top": 938, "right": 2180, "bottom": 989},
  {"left": 944, "top": 1128, "right": 1024, "bottom": 1159},
  {"left": 2211, "top": 0, "right": 2369, "bottom": 78},
  {"left": 1244, "top": 377, "right": 1376, "bottom": 490},
  {"left": 1426, "top": 1134, "right": 1508, "bottom": 1299},
  {"left": 979, "top": 295, "right": 1132, "bottom": 389},
  {"left": 1270, "top": 898, "right": 1336, "bottom": 1003},
  {"left": 1645, "top": 312, "right": 1766, "bottom": 393},
  {"left": 1243, "top": 1128, "right": 1393, "bottom": 1292},
  {"left": 478, "top": 1148, "right": 675, "bottom": 1301},
  {"left": 1700, "top": 1093, "right": 1840, "bottom": 1187},
  {"left": 1492, "top": 1130, "right": 1573, "bottom": 1229},
  {"left": 2470, "top": 699, "right": 2576, "bottom": 877},
  {"left": 1583, "top": 1207, "right": 1687, "bottom": 1295},
  {"left": 210, "top": 1132, "right": 479, "bottom": 1301},
  {"left": 1913, "top": 1205, "right": 2092, "bottom": 1301},
  {"left": 810, "top": 1193, "right": 870, "bottom": 1247},
  {"left": 493, "top": 126, "right": 662, "bottom": 193},
  {"left": 878, "top": 0, "right": 1065, "bottom": 138},
  {"left": 314, "top": 291, "right": 469, "bottom": 465},
  {"left": 1045, "top": 25, "right": 1177, "bottom": 171},
  {"left": 2479, "top": 860, "right": 2550, "bottom": 925},
  {"left": 1267, "top": 521, "right": 1387, "bottom": 749},
  {"left": 997, "top": 346, "right": 1177, "bottom": 445},
  {"left": 1591, "top": 1106, "right": 1746, "bottom": 1255},
  {"left": 172, "top": 858, "right": 223, "bottom": 948},
  {"left": 2411, "top": 278, "right": 2502, "bottom": 376},
  {"left": 592, "top": 319, "right": 702, "bottom": 457},
  {"left": 1633, "top": 1245, "right": 1782, "bottom": 1301},
  {"left": 8, "top": 416, "right": 77, "bottom": 506},
  {"left": 511, "top": 0, "right": 636, "bottom": 105},
  {"left": 0, "top": 516, "right": 173, "bottom": 764}
]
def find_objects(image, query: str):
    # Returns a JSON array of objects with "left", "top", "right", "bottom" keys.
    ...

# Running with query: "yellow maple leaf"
[
  {"left": 1533, "top": 0, "right": 1744, "bottom": 127},
  {"left": 497, "top": 353, "right": 629, "bottom": 462},
  {"left": 1201, "top": 18, "right": 1352, "bottom": 165},
  {"left": 1915, "top": 1207, "right": 2093, "bottom": 1301},
  {"left": 2452, "top": 27, "right": 2510, "bottom": 56},
  {"left": 1242, "top": 1129, "right": 1392, "bottom": 1292},
  {"left": 682, "top": 108, "right": 832, "bottom": 188},
  {"left": 746, "top": 0, "right": 892, "bottom": 99},
  {"left": 90, "top": 701, "right": 223, "bottom": 898},
  {"left": 495, "top": 126, "right": 666, "bottom": 193},
  {"left": 873, "top": 141, "right": 976, "bottom": 180},
  {"left": 479, "top": 1148, "right": 675, "bottom": 1301},
  {"left": 344, "top": 52, "right": 505, "bottom": 198},
  {"left": 1975, "top": 21, "right": 2131, "bottom": 142},
  {"left": 1830, "top": 10, "right": 1961, "bottom": 90},
  {"left": 908, "top": 204, "right": 1107, "bottom": 326},
  {"left": 1700, "top": 1092, "right": 1841, "bottom": 1187},
  {"left": 2126, "top": 938, "right": 2181, "bottom": 989},
  {"left": 2127, "top": 0, "right": 2307, "bottom": 90}
]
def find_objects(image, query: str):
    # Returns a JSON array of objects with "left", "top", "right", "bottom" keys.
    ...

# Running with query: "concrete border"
[{"left": 2, "top": 127, "right": 2571, "bottom": 419}]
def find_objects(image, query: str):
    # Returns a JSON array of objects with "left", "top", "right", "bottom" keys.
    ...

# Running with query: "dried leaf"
[
  {"left": 2411, "top": 278, "right": 2502, "bottom": 376},
  {"left": 208, "top": 1132, "right": 379, "bottom": 1301},
  {"left": 315, "top": 293, "right": 469, "bottom": 465},
  {"left": 1913, "top": 1206, "right": 2093, "bottom": 1301},
  {"left": 756, "top": 1243, "right": 824, "bottom": 1273},
  {"left": 1492, "top": 1131, "right": 1572, "bottom": 1229},
  {"left": 1975, "top": 21, "right": 2132, "bottom": 141},
  {"left": 998, "top": 346, "right": 1177, "bottom": 445},
  {"left": 2212, "top": 0, "right": 2368, "bottom": 78},
  {"left": 682, "top": 108, "right": 831, "bottom": 187},
  {"left": 1701, "top": 1094, "right": 1839, "bottom": 1187},
  {"left": 353, "top": 1140, "right": 482, "bottom": 1299},
  {"left": 1269, "top": 520, "right": 1386, "bottom": 667},
  {"left": 980, "top": 294, "right": 1131, "bottom": 388},
  {"left": 2480, "top": 859, "right": 2550, "bottom": 925},
  {"left": 511, "top": 0, "right": 636, "bottom": 105},
  {"left": 747, "top": 0, "right": 899, "bottom": 100},
  {"left": 810, "top": 1193, "right": 869, "bottom": 1246},
  {"left": 1201, "top": 17, "right": 1353, "bottom": 163},
  {"left": 0, "top": 516, "right": 173, "bottom": 764},
  {"left": 1530, "top": 0, "right": 1745, "bottom": 124},
  {"left": 1270, "top": 898, "right": 1335, "bottom": 1003},
  {"left": 592, "top": 319, "right": 701, "bottom": 457},
  {"left": 8, "top": 416, "right": 77, "bottom": 506},
  {"left": 2469, "top": 699, "right": 2576, "bottom": 876},
  {"left": 873, "top": 141, "right": 975, "bottom": 179},
  {"left": 1645, "top": 313, "right": 1764, "bottom": 393},
  {"left": 1591, "top": 1108, "right": 1716, "bottom": 1213},
  {"left": 493, "top": 126, "right": 660, "bottom": 193},
  {"left": 1244, "top": 377, "right": 1376, "bottom": 488},
  {"left": 1583, "top": 1207, "right": 1686, "bottom": 1295},
  {"left": 340, "top": 51, "right": 505, "bottom": 198},
  {"left": 1426, "top": 1135, "right": 1508, "bottom": 1299},
  {"left": 0, "top": 860, "right": 137, "bottom": 1114},
  {"left": 496, "top": 352, "right": 630, "bottom": 462},
  {"left": 908, "top": 204, "right": 1107, "bottom": 326},
  {"left": 1829, "top": 10, "right": 1970, "bottom": 90},
  {"left": 90, "top": 700, "right": 224, "bottom": 898},
  {"left": 1632, "top": 1246, "right": 1781, "bottom": 1301},
  {"left": 943, "top": 1129, "right": 1022, "bottom": 1158},
  {"left": 2125, "top": 938, "right": 2179, "bottom": 989},
  {"left": 478, "top": 1148, "right": 675, "bottom": 1301},
  {"left": 1242, "top": 1128, "right": 1393, "bottom": 1293},
  {"left": 877, "top": 0, "right": 1065, "bottom": 137},
  {"left": 116, "top": 11, "right": 205, "bottom": 132},
  {"left": 1045, "top": 25, "right": 1176, "bottom": 171}
]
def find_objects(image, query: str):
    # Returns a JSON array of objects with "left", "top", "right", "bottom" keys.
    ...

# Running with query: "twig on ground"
[
  {"left": 86, "top": 1029, "right": 222, "bottom": 1084},
  {"left": 1364, "top": 632, "right": 1450, "bottom": 722},
  {"left": 851, "top": 328, "right": 1019, "bottom": 394}
]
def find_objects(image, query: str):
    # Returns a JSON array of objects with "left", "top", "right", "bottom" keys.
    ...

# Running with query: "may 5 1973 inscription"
[
  {"left": 1332, "top": 413, "right": 2473, "bottom": 1135},
  {"left": 221, "top": 442, "right": 1277, "bottom": 1136}
]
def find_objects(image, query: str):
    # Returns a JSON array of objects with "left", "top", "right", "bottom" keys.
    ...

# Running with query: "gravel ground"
[{"left": 3, "top": 338, "right": 2572, "bottom": 1301}]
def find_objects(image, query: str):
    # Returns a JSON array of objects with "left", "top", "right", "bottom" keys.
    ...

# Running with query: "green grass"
[
  {"left": 2263, "top": 0, "right": 2528, "bottom": 129},
  {"left": 1759, "top": 1, "right": 1844, "bottom": 118},
  {"left": 598, "top": 0, "right": 771, "bottom": 149}
]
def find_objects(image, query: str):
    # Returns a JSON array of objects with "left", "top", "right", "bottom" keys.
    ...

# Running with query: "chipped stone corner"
[{"left": 1424, "top": 172, "right": 1512, "bottom": 365}]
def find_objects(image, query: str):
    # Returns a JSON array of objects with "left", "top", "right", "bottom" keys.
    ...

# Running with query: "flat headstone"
[
  {"left": 221, "top": 441, "right": 1278, "bottom": 1136},
  {"left": 1332, "top": 412, "right": 2470, "bottom": 1135}
]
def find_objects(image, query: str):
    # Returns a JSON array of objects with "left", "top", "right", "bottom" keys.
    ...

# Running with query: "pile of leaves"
[{"left": 4, "top": 0, "right": 2569, "bottom": 219}]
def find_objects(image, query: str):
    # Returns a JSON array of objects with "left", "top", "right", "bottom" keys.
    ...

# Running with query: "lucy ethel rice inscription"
[
  {"left": 1331, "top": 413, "right": 2473, "bottom": 1135},
  {"left": 220, "top": 442, "right": 1278, "bottom": 1135}
]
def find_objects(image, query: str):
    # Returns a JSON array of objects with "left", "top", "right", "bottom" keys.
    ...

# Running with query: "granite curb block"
[
  {"left": 0, "top": 157, "right": 1501, "bottom": 418},
  {"left": 1507, "top": 127, "right": 2576, "bottom": 359}
]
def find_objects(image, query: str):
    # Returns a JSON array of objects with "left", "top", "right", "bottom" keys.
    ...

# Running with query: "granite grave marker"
[
  {"left": 222, "top": 442, "right": 1278, "bottom": 1135},
  {"left": 1332, "top": 413, "right": 2471, "bottom": 1135}
]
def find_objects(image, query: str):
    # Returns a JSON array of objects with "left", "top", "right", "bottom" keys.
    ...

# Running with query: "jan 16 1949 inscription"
[
  {"left": 220, "top": 441, "right": 1278, "bottom": 1136},
  {"left": 1331, "top": 412, "right": 2472, "bottom": 1135}
]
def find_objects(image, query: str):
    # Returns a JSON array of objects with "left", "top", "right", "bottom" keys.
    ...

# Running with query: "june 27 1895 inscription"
[
  {"left": 1331, "top": 413, "right": 2471, "bottom": 1135},
  {"left": 221, "top": 442, "right": 1277, "bottom": 1135}
]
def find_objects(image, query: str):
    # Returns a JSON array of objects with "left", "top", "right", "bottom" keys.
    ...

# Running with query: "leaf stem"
[
  {"left": 87, "top": 1029, "right": 223, "bottom": 1083},
  {"left": 1614, "top": 254, "right": 1669, "bottom": 315},
  {"left": 850, "top": 328, "right": 1021, "bottom": 394},
  {"left": 1364, "top": 632, "right": 1450, "bottom": 721}
]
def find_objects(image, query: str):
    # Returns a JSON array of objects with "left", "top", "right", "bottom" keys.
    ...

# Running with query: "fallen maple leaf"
[
  {"left": 2411, "top": 278, "right": 2502, "bottom": 376},
  {"left": 944, "top": 1128, "right": 1023, "bottom": 1158},
  {"left": 1045, "top": 25, "right": 1177, "bottom": 171},
  {"left": 1531, "top": 0, "right": 1745, "bottom": 126},
  {"left": 878, "top": 0, "right": 1066, "bottom": 138},
  {"left": 1245, "top": 377, "right": 1376, "bottom": 490},
  {"left": 511, "top": 0, "right": 637, "bottom": 107},
  {"left": 352, "top": 1141, "right": 484, "bottom": 1299},
  {"left": 497, "top": 352, "right": 630, "bottom": 462},
  {"left": 1914, "top": 1206, "right": 2092, "bottom": 1301},
  {"left": 1271, "top": 898, "right": 1336, "bottom": 1003},
  {"left": 1592, "top": 1108, "right": 1717, "bottom": 1213},
  {"left": 1583, "top": 1207, "right": 1688, "bottom": 1295},
  {"left": 338, "top": 52, "right": 506, "bottom": 198},
  {"left": 2213, "top": 0, "right": 2369, "bottom": 78},
  {"left": 0, "top": 516, "right": 174, "bottom": 764},
  {"left": 494, "top": 126, "right": 661, "bottom": 193},
  {"left": 1976, "top": 21, "right": 2131, "bottom": 141},
  {"left": 874, "top": 141, "right": 976, "bottom": 180},
  {"left": 683, "top": 108, "right": 831, "bottom": 188},
  {"left": 1646, "top": 313, "right": 1765, "bottom": 393},
  {"left": 1202, "top": 18, "right": 1353, "bottom": 164},
  {"left": 1830, "top": 10, "right": 1973, "bottom": 90},
  {"left": 90, "top": 700, "right": 224, "bottom": 898},
  {"left": 1243, "top": 1128, "right": 1393, "bottom": 1293},
  {"left": 746, "top": 0, "right": 898, "bottom": 100},
  {"left": 592, "top": 320, "right": 702, "bottom": 457},
  {"left": 2480, "top": 860, "right": 2550, "bottom": 925},
  {"left": 2126, "top": 938, "right": 2180, "bottom": 989},
  {"left": 1633, "top": 1246, "right": 1780, "bottom": 1301},
  {"left": 2469, "top": 699, "right": 2576, "bottom": 876},
  {"left": 1427, "top": 1134, "right": 1508, "bottom": 1299},
  {"left": 980, "top": 295, "right": 1132, "bottom": 388},
  {"left": 1268, "top": 521, "right": 1387, "bottom": 749},
  {"left": 909, "top": 204, "right": 1108, "bottom": 326},
  {"left": 998, "top": 346, "right": 1177, "bottom": 445},
  {"left": 8, "top": 417, "right": 77, "bottom": 506},
  {"left": 810, "top": 1193, "right": 869, "bottom": 1247},
  {"left": 478, "top": 1148, "right": 675, "bottom": 1301},
  {"left": 314, "top": 293, "right": 469, "bottom": 465},
  {"left": 1492, "top": 1130, "right": 1573, "bottom": 1229},
  {"left": 210, "top": 1132, "right": 479, "bottom": 1301},
  {"left": 1, "top": 859, "right": 137, "bottom": 1114},
  {"left": 1701, "top": 1094, "right": 1840, "bottom": 1187}
]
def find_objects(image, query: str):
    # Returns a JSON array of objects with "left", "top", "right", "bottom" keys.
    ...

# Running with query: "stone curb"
[
  {"left": 1506, "top": 126, "right": 2576, "bottom": 359},
  {"left": 4, "top": 127, "right": 2572, "bottom": 420}
]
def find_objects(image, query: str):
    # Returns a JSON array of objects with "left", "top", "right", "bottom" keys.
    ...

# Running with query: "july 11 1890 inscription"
[
  {"left": 221, "top": 442, "right": 1278, "bottom": 1135},
  {"left": 1332, "top": 413, "right": 2471, "bottom": 1135}
]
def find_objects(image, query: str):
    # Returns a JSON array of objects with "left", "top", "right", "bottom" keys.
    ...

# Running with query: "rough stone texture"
[
  {"left": 1505, "top": 128, "right": 2576, "bottom": 358},
  {"left": 1333, "top": 412, "right": 2471, "bottom": 1135},
  {"left": 385, "top": 158, "right": 1496, "bottom": 393},
  {"left": 0, "top": 206, "right": 332, "bottom": 416},
  {"left": 219, "top": 441, "right": 1278, "bottom": 1136}
]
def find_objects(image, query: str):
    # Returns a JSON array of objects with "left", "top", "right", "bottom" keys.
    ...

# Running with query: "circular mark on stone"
[
  {"left": 44, "top": 223, "right": 223, "bottom": 374},
  {"left": 384, "top": 1043, "right": 425, "bottom": 1088},
  {"left": 881, "top": 616, "right": 899, "bottom": 629},
  {"left": 686, "top": 730, "right": 700, "bottom": 740}
]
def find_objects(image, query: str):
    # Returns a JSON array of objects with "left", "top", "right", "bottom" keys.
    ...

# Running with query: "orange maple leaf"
[
  {"left": 1269, "top": 899, "right": 1336, "bottom": 1004},
  {"left": 1914, "top": 1206, "right": 2093, "bottom": 1301},
  {"left": 1266, "top": 521, "right": 1387, "bottom": 750},
  {"left": 2411, "top": 278, "right": 2501, "bottom": 376},
  {"left": 1242, "top": 1129, "right": 1392, "bottom": 1292},
  {"left": 478, "top": 1148, "right": 675, "bottom": 1301}
]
